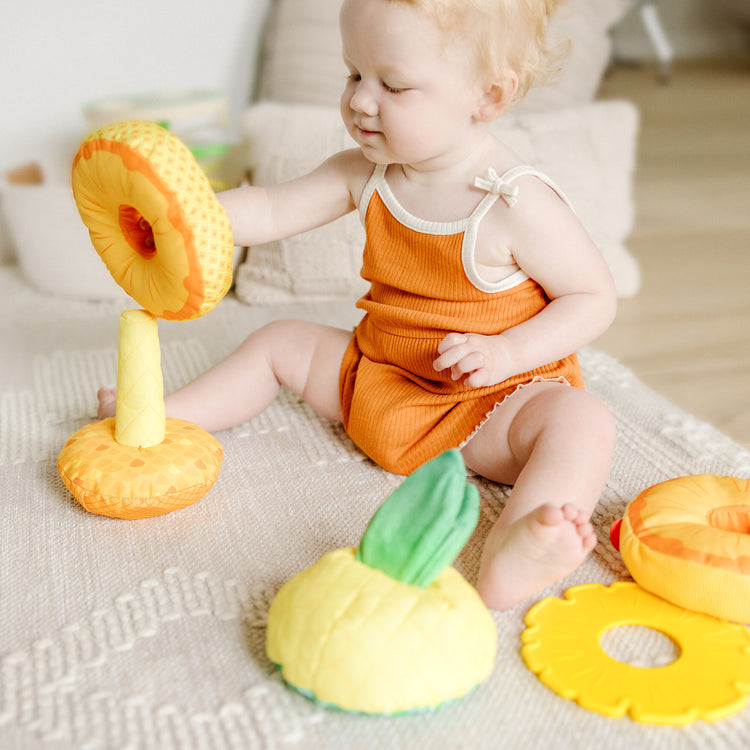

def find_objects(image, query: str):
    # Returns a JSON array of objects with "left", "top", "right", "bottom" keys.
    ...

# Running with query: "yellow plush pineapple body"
[{"left": 266, "top": 451, "right": 497, "bottom": 714}]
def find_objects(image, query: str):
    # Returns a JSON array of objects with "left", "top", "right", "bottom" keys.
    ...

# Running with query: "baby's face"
[{"left": 339, "top": 0, "right": 488, "bottom": 169}]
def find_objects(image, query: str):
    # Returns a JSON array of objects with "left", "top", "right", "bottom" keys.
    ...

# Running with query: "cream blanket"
[{"left": 1, "top": 265, "right": 749, "bottom": 749}]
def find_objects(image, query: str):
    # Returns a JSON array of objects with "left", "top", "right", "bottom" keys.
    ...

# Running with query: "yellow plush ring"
[
  {"left": 71, "top": 120, "right": 233, "bottom": 320},
  {"left": 613, "top": 475, "right": 750, "bottom": 623},
  {"left": 58, "top": 416, "right": 222, "bottom": 519},
  {"left": 522, "top": 582, "right": 750, "bottom": 725}
]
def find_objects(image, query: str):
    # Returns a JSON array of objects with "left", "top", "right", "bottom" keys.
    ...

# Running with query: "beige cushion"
[
  {"left": 519, "top": 0, "right": 631, "bottom": 113},
  {"left": 237, "top": 104, "right": 368, "bottom": 304},
  {"left": 491, "top": 104, "right": 640, "bottom": 297},
  {"left": 235, "top": 99, "right": 640, "bottom": 306},
  {"left": 258, "top": 0, "right": 630, "bottom": 112}
]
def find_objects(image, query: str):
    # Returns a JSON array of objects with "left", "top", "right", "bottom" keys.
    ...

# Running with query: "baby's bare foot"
[
  {"left": 476, "top": 503, "right": 596, "bottom": 611},
  {"left": 97, "top": 387, "right": 116, "bottom": 419}
]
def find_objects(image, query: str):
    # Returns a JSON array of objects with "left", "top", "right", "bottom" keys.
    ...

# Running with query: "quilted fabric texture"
[
  {"left": 57, "top": 417, "right": 223, "bottom": 519},
  {"left": 72, "top": 120, "right": 234, "bottom": 321},
  {"left": 266, "top": 548, "right": 497, "bottom": 714}
]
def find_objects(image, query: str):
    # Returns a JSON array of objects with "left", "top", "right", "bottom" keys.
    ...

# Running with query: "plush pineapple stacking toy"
[
  {"left": 57, "top": 121, "right": 234, "bottom": 519},
  {"left": 266, "top": 450, "right": 498, "bottom": 714}
]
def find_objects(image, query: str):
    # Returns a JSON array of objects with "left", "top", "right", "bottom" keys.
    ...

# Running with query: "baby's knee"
[
  {"left": 572, "top": 390, "right": 616, "bottom": 452},
  {"left": 540, "top": 387, "right": 615, "bottom": 449},
  {"left": 249, "top": 318, "right": 298, "bottom": 342},
  {"left": 239, "top": 319, "right": 308, "bottom": 357}
]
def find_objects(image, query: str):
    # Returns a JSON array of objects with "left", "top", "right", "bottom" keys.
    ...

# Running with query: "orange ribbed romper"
[{"left": 339, "top": 164, "right": 584, "bottom": 475}]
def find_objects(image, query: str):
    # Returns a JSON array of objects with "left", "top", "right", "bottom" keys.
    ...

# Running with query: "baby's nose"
[{"left": 349, "top": 84, "right": 378, "bottom": 116}]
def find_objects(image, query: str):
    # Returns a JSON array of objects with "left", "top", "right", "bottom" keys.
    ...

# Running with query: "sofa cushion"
[
  {"left": 257, "top": 0, "right": 630, "bottom": 113},
  {"left": 235, "top": 99, "right": 640, "bottom": 306},
  {"left": 520, "top": 0, "right": 631, "bottom": 113}
]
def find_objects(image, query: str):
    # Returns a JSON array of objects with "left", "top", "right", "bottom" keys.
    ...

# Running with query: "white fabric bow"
[{"left": 474, "top": 168, "right": 519, "bottom": 207}]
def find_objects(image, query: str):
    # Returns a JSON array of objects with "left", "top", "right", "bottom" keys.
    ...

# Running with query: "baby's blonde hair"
[{"left": 387, "top": 0, "right": 566, "bottom": 104}]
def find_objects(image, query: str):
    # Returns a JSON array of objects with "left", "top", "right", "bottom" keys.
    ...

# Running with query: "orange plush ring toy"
[
  {"left": 71, "top": 120, "right": 233, "bottom": 320},
  {"left": 58, "top": 416, "right": 222, "bottom": 520},
  {"left": 611, "top": 475, "right": 750, "bottom": 623},
  {"left": 58, "top": 122, "right": 234, "bottom": 519}
]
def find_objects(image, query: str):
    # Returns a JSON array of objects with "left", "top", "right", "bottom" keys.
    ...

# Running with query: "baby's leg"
[
  {"left": 98, "top": 320, "right": 352, "bottom": 432},
  {"left": 460, "top": 381, "right": 615, "bottom": 611}
]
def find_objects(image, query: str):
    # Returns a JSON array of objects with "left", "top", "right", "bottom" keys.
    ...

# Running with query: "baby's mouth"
[{"left": 356, "top": 123, "right": 380, "bottom": 137}]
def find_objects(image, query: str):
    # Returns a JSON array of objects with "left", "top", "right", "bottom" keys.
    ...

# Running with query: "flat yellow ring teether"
[{"left": 521, "top": 582, "right": 750, "bottom": 725}]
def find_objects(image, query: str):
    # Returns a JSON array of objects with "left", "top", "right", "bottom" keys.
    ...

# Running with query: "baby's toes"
[
  {"left": 581, "top": 530, "right": 598, "bottom": 552},
  {"left": 97, "top": 387, "right": 117, "bottom": 418},
  {"left": 559, "top": 503, "right": 582, "bottom": 522}
]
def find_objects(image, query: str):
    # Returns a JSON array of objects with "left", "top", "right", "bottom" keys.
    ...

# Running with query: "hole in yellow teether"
[
  {"left": 707, "top": 505, "right": 750, "bottom": 534},
  {"left": 119, "top": 205, "right": 156, "bottom": 259},
  {"left": 600, "top": 625, "right": 681, "bottom": 668}
]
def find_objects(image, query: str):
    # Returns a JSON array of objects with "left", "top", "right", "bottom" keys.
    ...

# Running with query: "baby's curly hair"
[{"left": 388, "top": 0, "right": 567, "bottom": 104}]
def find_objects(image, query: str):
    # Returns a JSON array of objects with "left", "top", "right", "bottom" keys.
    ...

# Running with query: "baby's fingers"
[
  {"left": 464, "top": 368, "right": 491, "bottom": 388},
  {"left": 433, "top": 346, "right": 465, "bottom": 372},
  {"left": 448, "top": 351, "right": 486, "bottom": 380},
  {"left": 436, "top": 332, "right": 467, "bottom": 355}
]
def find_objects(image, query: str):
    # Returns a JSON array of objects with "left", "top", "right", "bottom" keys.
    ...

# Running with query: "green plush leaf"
[{"left": 356, "top": 450, "right": 479, "bottom": 587}]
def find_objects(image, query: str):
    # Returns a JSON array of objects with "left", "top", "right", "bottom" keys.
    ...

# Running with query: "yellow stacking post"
[{"left": 114, "top": 309, "right": 166, "bottom": 448}]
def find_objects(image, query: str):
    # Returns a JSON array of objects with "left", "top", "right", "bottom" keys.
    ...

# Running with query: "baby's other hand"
[{"left": 433, "top": 332, "right": 512, "bottom": 388}]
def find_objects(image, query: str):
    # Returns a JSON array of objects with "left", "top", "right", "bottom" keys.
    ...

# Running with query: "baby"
[{"left": 100, "top": 0, "right": 617, "bottom": 610}]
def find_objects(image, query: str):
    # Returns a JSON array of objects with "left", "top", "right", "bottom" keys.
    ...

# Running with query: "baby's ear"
[{"left": 475, "top": 72, "right": 519, "bottom": 122}]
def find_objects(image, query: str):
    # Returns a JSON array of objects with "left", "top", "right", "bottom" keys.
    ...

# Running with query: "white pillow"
[
  {"left": 257, "top": 0, "right": 630, "bottom": 112},
  {"left": 235, "top": 99, "right": 640, "bottom": 306}
]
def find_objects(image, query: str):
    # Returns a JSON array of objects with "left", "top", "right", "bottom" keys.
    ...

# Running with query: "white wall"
[
  {"left": 0, "top": 0, "right": 273, "bottom": 176},
  {"left": 3, "top": 0, "right": 745, "bottom": 177}
]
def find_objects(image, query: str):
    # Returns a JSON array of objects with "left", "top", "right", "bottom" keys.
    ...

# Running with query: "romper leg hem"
[{"left": 458, "top": 375, "right": 573, "bottom": 451}]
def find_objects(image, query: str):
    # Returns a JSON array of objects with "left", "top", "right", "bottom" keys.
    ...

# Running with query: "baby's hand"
[{"left": 433, "top": 333, "right": 513, "bottom": 388}]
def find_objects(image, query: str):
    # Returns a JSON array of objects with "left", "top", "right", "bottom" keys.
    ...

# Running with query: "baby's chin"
[
  {"left": 360, "top": 151, "right": 389, "bottom": 165},
  {"left": 354, "top": 143, "right": 389, "bottom": 165}
]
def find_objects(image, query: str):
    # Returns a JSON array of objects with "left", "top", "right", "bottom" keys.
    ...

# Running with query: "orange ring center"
[
  {"left": 119, "top": 204, "right": 156, "bottom": 259},
  {"left": 707, "top": 505, "right": 750, "bottom": 534}
]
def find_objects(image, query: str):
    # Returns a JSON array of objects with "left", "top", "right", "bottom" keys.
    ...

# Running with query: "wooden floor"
[{"left": 594, "top": 59, "right": 750, "bottom": 452}]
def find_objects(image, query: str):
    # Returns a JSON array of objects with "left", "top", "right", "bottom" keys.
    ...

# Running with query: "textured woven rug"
[{"left": 2, "top": 264, "right": 749, "bottom": 750}]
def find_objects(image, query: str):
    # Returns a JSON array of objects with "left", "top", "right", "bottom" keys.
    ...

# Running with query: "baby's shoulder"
[
  {"left": 480, "top": 159, "right": 574, "bottom": 222},
  {"left": 326, "top": 148, "right": 377, "bottom": 206},
  {"left": 478, "top": 136, "right": 563, "bottom": 200},
  {"left": 477, "top": 156, "right": 579, "bottom": 252}
]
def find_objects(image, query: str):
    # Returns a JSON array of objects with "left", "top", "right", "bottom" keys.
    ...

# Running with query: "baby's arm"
[
  {"left": 218, "top": 148, "right": 369, "bottom": 247},
  {"left": 434, "top": 179, "right": 617, "bottom": 387}
]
